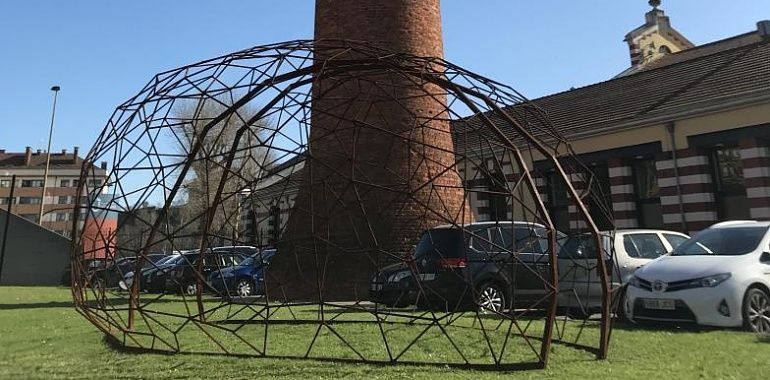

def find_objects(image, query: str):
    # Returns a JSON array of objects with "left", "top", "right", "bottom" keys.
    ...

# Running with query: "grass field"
[{"left": 1, "top": 287, "right": 768, "bottom": 379}]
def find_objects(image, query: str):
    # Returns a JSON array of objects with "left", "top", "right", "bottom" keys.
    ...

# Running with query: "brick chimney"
[
  {"left": 24, "top": 146, "right": 32, "bottom": 165},
  {"left": 759, "top": 20, "right": 770, "bottom": 39},
  {"left": 72, "top": 146, "right": 79, "bottom": 164},
  {"left": 271, "top": 0, "right": 469, "bottom": 301}
]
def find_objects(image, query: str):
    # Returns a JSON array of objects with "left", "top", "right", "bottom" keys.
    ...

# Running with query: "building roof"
[
  {"left": 0, "top": 149, "right": 83, "bottom": 169},
  {"left": 617, "top": 31, "right": 763, "bottom": 77},
  {"left": 0, "top": 147, "right": 106, "bottom": 172},
  {"left": 452, "top": 28, "right": 770, "bottom": 152}
]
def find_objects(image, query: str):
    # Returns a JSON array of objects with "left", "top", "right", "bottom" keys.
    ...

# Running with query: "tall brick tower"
[{"left": 268, "top": 0, "right": 469, "bottom": 301}]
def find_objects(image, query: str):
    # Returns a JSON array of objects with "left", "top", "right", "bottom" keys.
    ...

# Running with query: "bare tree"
[{"left": 171, "top": 96, "right": 274, "bottom": 247}]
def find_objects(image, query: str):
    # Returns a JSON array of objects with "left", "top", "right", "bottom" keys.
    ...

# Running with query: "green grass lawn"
[{"left": 1, "top": 287, "right": 768, "bottom": 379}]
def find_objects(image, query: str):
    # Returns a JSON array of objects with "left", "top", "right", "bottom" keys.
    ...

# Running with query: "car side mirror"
[{"left": 761, "top": 252, "right": 770, "bottom": 264}]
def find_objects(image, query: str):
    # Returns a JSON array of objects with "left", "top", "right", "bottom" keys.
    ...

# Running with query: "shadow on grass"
[
  {"left": 0, "top": 301, "right": 74, "bottom": 310},
  {"left": 100, "top": 334, "right": 547, "bottom": 372},
  {"left": 0, "top": 294, "right": 188, "bottom": 311},
  {"left": 611, "top": 320, "right": 717, "bottom": 333}
]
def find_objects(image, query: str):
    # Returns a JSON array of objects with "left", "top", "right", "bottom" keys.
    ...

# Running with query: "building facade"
[
  {"left": 243, "top": 6, "right": 770, "bottom": 239},
  {"left": 517, "top": 10, "right": 770, "bottom": 235},
  {"left": 0, "top": 146, "right": 108, "bottom": 237}
]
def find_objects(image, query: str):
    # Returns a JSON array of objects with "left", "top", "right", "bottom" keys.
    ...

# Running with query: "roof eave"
[{"left": 559, "top": 90, "right": 770, "bottom": 142}]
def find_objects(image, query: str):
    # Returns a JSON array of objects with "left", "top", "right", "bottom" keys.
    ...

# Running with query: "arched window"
[{"left": 659, "top": 45, "right": 672, "bottom": 54}]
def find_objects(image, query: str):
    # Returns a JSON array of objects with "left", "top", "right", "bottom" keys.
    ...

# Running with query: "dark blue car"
[{"left": 209, "top": 249, "right": 276, "bottom": 297}]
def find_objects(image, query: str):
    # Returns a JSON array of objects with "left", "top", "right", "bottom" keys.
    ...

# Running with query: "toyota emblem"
[{"left": 652, "top": 280, "right": 667, "bottom": 293}]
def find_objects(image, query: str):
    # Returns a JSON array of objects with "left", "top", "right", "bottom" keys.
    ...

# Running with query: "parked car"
[
  {"left": 557, "top": 229, "right": 689, "bottom": 317},
  {"left": 90, "top": 254, "right": 167, "bottom": 289},
  {"left": 120, "top": 254, "right": 181, "bottom": 292},
  {"left": 626, "top": 220, "right": 770, "bottom": 333},
  {"left": 209, "top": 249, "right": 277, "bottom": 297},
  {"left": 62, "top": 258, "right": 109, "bottom": 287},
  {"left": 369, "top": 221, "right": 565, "bottom": 313},
  {"left": 164, "top": 249, "right": 249, "bottom": 295},
  {"left": 370, "top": 222, "right": 689, "bottom": 314}
]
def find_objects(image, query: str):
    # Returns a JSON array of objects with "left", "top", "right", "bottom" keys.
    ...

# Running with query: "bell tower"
[{"left": 625, "top": 0, "right": 695, "bottom": 67}]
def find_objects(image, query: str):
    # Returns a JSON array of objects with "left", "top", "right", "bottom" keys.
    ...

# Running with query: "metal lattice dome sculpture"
[{"left": 72, "top": 39, "right": 616, "bottom": 369}]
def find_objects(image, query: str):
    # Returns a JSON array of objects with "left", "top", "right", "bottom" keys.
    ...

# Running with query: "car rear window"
[
  {"left": 415, "top": 228, "right": 465, "bottom": 258},
  {"left": 492, "top": 226, "right": 548, "bottom": 253},
  {"left": 623, "top": 233, "right": 666, "bottom": 259}
]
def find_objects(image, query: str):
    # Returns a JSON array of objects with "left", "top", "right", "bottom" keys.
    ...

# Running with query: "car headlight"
[
  {"left": 387, "top": 271, "right": 410, "bottom": 283},
  {"left": 628, "top": 276, "right": 641, "bottom": 288},
  {"left": 698, "top": 273, "right": 731, "bottom": 288}
]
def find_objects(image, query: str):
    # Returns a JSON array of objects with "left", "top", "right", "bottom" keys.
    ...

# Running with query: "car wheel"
[
  {"left": 743, "top": 286, "right": 770, "bottom": 334},
  {"left": 91, "top": 277, "right": 105, "bottom": 292},
  {"left": 477, "top": 282, "right": 506, "bottom": 314},
  {"left": 236, "top": 278, "right": 253, "bottom": 297},
  {"left": 184, "top": 281, "right": 198, "bottom": 296},
  {"left": 392, "top": 292, "right": 411, "bottom": 308}
]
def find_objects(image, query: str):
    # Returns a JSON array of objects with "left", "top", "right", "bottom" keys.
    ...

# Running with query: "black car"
[
  {"left": 164, "top": 248, "right": 251, "bottom": 295},
  {"left": 90, "top": 254, "right": 167, "bottom": 289},
  {"left": 124, "top": 254, "right": 187, "bottom": 293},
  {"left": 370, "top": 221, "right": 561, "bottom": 313}
]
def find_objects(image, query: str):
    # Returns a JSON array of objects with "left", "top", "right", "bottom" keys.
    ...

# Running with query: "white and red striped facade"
[
  {"left": 467, "top": 135, "right": 770, "bottom": 236},
  {"left": 741, "top": 138, "right": 770, "bottom": 220}
]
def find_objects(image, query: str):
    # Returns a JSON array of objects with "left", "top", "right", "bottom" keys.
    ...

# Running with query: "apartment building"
[{"left": 0, "top": 146, "right": 108, "bottom": 237}]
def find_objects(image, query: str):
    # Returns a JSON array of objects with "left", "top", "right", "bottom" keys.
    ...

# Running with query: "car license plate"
[
  {"left": 643, "top": 299, "right": 675, "bottom": 310},
  {"left": 417, "top": 273, "right": 435, "bottom": 281}
]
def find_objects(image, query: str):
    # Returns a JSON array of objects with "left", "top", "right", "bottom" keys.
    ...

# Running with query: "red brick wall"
[
  {"left": 271, "top": 0, "right": 469, "bottom": 301},
  {"left": 314, "top": 0, "right": 444, "bottom": 57}
]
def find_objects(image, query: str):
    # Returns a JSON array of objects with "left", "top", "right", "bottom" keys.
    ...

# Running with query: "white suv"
[{"left": 626, "top": 221, "right": 770, "bottom": 333}]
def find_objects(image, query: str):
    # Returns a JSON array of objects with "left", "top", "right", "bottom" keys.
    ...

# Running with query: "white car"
[
  {"left": 626, "top": 221, "right": 770, "bottom": 333},
  {"left": 557, "top": 229, "right": 690, "bottom": 316}
]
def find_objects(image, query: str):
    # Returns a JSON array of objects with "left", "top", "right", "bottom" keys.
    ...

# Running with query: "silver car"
[{"left": 557, "top": 229, "right": 690, "bottom": 317}]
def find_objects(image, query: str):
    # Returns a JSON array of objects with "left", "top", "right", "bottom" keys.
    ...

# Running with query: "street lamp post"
[{"left": 39, "top": 86, "right": 61, "bottom": 226}]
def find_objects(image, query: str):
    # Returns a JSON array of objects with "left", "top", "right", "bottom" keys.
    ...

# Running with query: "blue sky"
[{"left": 0, "top": 1, "right": 767, "bottom": 155}]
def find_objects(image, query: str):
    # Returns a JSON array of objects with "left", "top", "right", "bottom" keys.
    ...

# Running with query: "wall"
[{"left": 0, "top": 208, "right": 71, "bottom": 286}]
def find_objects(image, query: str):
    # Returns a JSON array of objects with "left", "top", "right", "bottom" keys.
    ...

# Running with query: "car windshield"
[
  {"left": 414, "top": 228, "right": 465, "bottom": 258},
  {"left": 142, "top": 258, "right": 164, "bottom": 269},
  {"left": 557, "top": 234, "right": 610, "bottom": 259},
  {"left": 168, "top": 254, "right": 196, "bottom": 265},
  {"left": 242, "top": 250, "right": 276, "bottom": 267},
  {"left": 239, "top": 257, "right": 255, "bottom": 267},
  {"left": 558, "top": 235, "right": 598, "bottom": 259},
  {"left": 155, "top": 255, "right": 177, "bottom": 266},
  {"left": 671, "top": 226, "right": 768, "bottom": 256}
]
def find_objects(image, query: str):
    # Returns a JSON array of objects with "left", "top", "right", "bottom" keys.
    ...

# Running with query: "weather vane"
[{"left": 649, "top": 0, "right": 661, "bottom": 9}]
